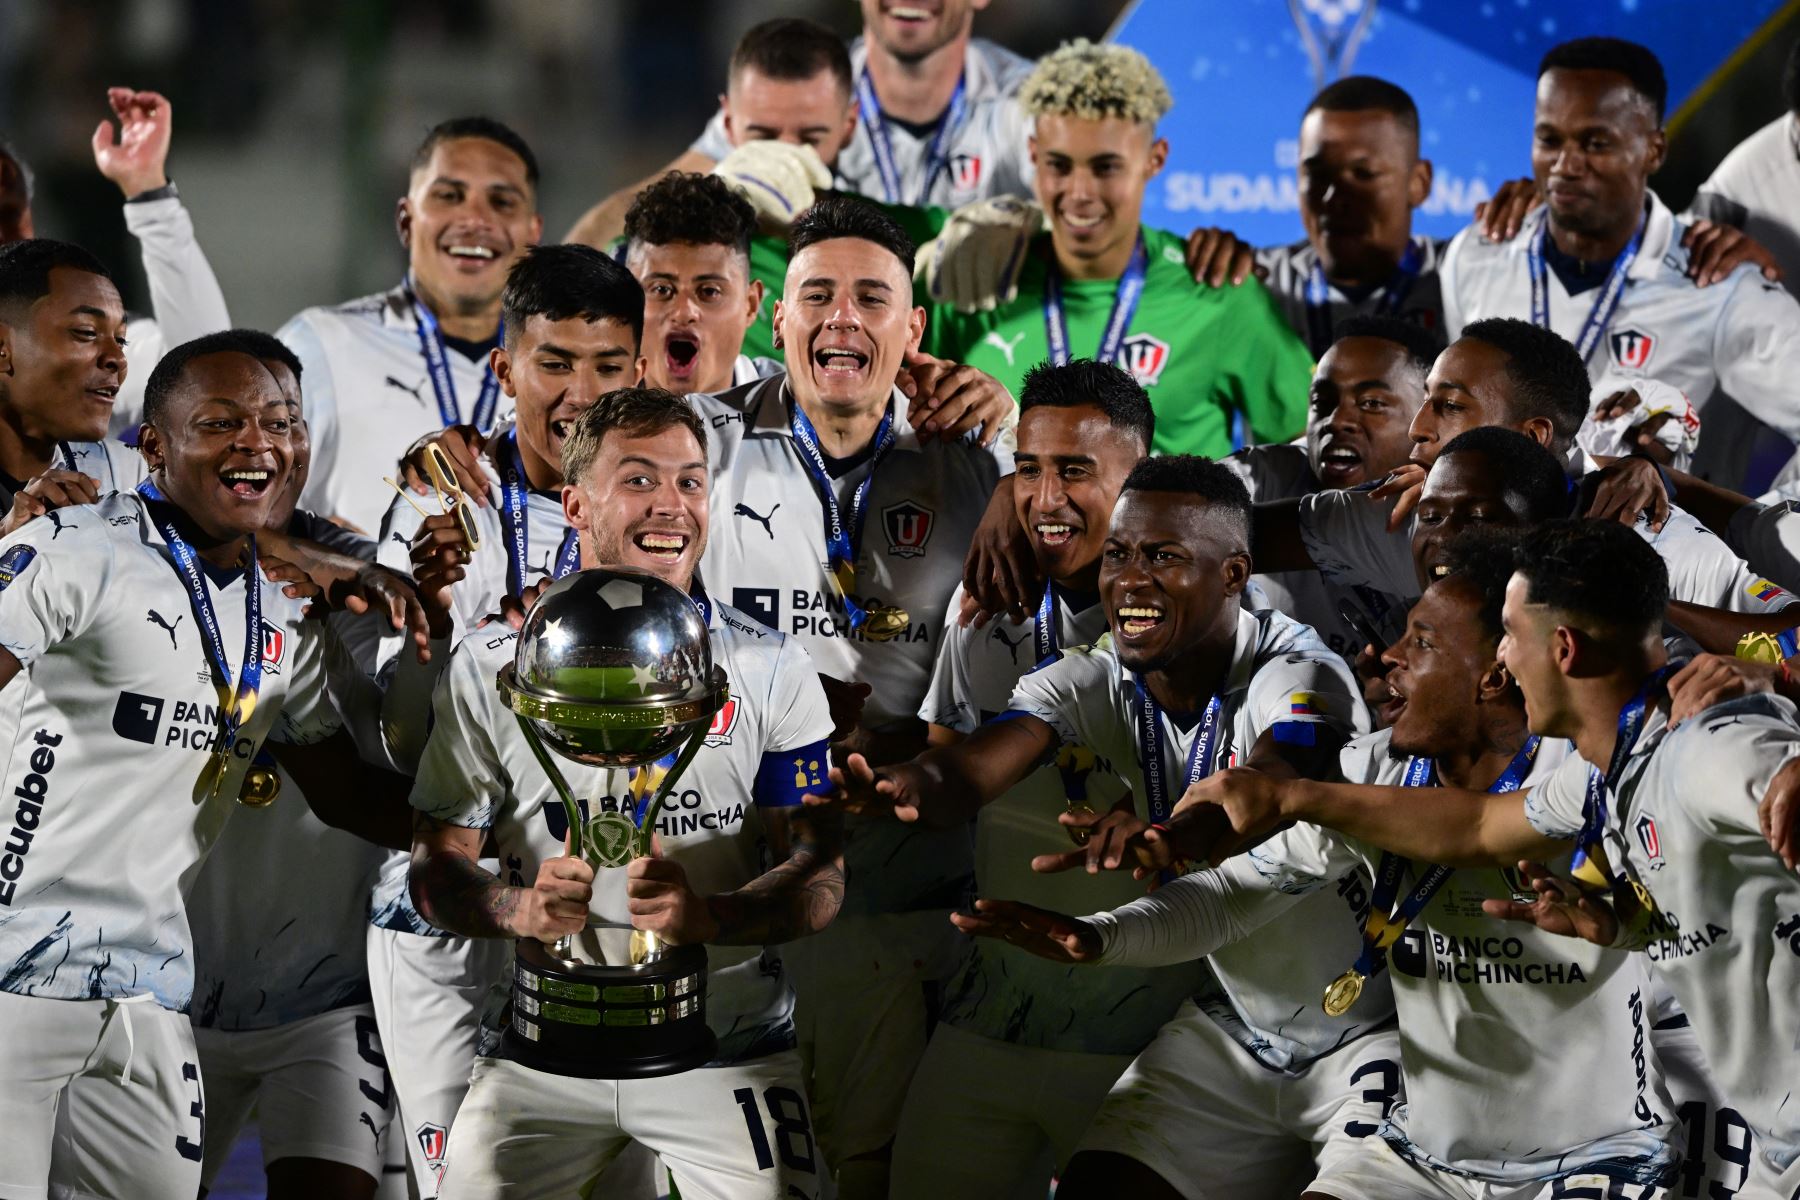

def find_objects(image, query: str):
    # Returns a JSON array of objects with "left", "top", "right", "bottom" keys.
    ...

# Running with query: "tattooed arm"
[
  {"left": 409, "top": 811, "right": 593, "bottom": 941},
  {"left": 626, "top": 805, "right": 847, "bottom": 947}
]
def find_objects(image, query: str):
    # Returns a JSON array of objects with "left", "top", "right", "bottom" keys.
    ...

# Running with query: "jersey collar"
[
  {"left": 1518, "top": 191, "right": 1673, "bottom": 285},
  {"left": 751, "top": 373, "right": 924, "bottom": 452},
  {"left": 1108, "top": 607, "right": 1264, "bottom": 702}
]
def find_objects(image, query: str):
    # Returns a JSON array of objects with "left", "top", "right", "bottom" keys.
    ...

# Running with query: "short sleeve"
[
  {"left": 1650, "top": 510, "right": 1796, "bottom": 613},
  {"left": 1242, "top": 643, "right": 1367, "bottom": 745},
  {"left": 919, "top": 599, "right": 975, "bottom": 732},
  {"left": 0, "top": 520, "right": 108, "bottom": 668},
  {"left": 1663, "top": 696, "right": 1800, "bottom": 837},
  {"left": 1727, "top": 500, "right": 1800, "bottom": 594},
  {"left": 1006, "top": 647, "right": 1115, "bottom": 749},
  {"left": 1295, "top": 487, "right": 1415, "bottom": 596},
  {"left": 409, "top": 638, "right": 511, "bottom": 830},
  {"left": 1244, "top": 821, "right": 1362, "bottom": 897},
  {"left": 760, "top": 631, "right": 834, "bottom": 754},
  {"left": 1714, "top": 272, "right": 1800, "bottom": 443},
  {"left": 1522, "top": 750, "right": 1592, "bottom": 841}
]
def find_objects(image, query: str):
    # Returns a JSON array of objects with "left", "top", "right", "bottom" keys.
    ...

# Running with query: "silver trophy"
[{"left": 495, "top": 567, "right": 729, "bottom": 1078}]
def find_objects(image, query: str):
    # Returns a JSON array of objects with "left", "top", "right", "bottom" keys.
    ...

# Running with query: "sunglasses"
[{"left": 384, "top": 442, "right": 484, "bottom": 551}]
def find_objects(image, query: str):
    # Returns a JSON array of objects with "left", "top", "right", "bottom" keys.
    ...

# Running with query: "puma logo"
[
  {"left": 734, "top": 502, "right": 780, "bottom": 539},
  {"left": 384, "top": 376, "right": 429, "bottom": 405},
  {"left": 990, "top": 624, "right": 1026, "bottom": 665},
  {"left": 389, "top": 531, "right": 409, "bottom": 545},
  {"left": 358, "top": 1112, "right": 380, "bottom": 1143},
  {"left": 147, "top": 608, "right": 183, "bottom": 649},
  {"left": 982, "top": 330, "right": 1027, "bottom": 366},
  {"left": 44, "top": 510, "right": 74, "bottom": 539}
]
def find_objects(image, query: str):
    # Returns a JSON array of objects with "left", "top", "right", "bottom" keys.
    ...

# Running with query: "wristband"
[{"left": 125, "top": 181, "right": 178, "bottom": 204}]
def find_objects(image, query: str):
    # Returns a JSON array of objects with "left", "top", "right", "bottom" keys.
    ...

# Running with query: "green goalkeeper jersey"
[{"left": 919, "top": 226, "right": 1315, "bottom": 457}]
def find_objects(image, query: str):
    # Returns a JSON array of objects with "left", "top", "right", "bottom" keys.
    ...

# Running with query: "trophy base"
[{"left": 501, "top": 939, "right": 717, "bottom": 1079}]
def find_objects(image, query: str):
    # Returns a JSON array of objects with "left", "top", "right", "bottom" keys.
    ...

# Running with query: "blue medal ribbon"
[
  {"left": 1044, "top": 235, "right": 1148, "bottom": 371},
  {"left": 1302, "top": 238, "right": 1423, "bottom": 357},
  {"left": 1575, "top": 664, "right": 1680, "bottom": 874},
  {"left": 404, "top": 276, "right": 501, "bottom": 431},
  {"left": 135, "top": 480, "right": 263, "bottom": 777},
  {"left": 788, "top": 396, "right": 898, "bottom": 633},
  {"left": 856, "top": 69, "right": 967, "bottom": 205},
  {"left": 1348, "top": 736, "right": 1542, "bottom": 979},
  {"left": 1133, "top": 681, "right": 1224, "bottom": 883},
  {"left": 1034, "top": 581, "right": 1059, "bottom": 663},
  {"left": 497, "top": 431, "right": 579, "bottom": 598},
  {"left": 1527, "top": 210, "right": 1645, "bottom": 362}
]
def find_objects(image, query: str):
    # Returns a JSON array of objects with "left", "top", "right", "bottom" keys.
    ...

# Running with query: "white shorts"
[
  {"left": 1652, "top": 1016, "right": 1762, "bottom": 1199},
  {"left": 0, "top": 989, "right": 205, "bottom": 1200},
  {"left": 1074, "top": 999, "right": 1404, "bottom": 1199},
  {"left": 441, "top": 1049, "right": 825, "bottom": 1200},
  {"left": 786, "top": 909, "right": 955, "bottom": 1165},
  {"left": 890, "top": 1020, "right": 1133, "bottom": 1200},
  {"left": 1312, "top": 1135, "right": 1670, "bottom": 1200},
  {"left": 194, "top": 1004, "right": 394, "bottom": 1186},
  {"left": 365, "top": 925, "right": 510, "bottom": 1198}
]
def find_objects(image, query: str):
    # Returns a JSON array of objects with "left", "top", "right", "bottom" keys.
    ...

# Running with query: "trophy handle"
[{"left": 514, "top": 714, "right": 588, "bottom": 962}]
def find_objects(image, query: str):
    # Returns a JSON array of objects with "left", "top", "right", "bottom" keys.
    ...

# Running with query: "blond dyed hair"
[{"left": 1019, "top": 40, "right": 1173, "bottom": 126}]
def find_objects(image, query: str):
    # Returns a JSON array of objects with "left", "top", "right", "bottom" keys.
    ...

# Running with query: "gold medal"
[
  {"left": 238, "top": 765, "right": 281, "bottom": 809},
  {"left": 1321, "top": 969, "right": 1365, "bottom": 1017},
  {"left": 195, "top": 748, "right": 232, "bottom": 802},
  {"left": 1066, "top": 801, "right": 1097, "bottom": 846},
  {"left": 860, "top": 605, "right": 911, "bottom": 642}
]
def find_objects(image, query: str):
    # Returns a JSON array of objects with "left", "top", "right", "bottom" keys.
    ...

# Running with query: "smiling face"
[
  {"left": 723, "top": 66, "right": 858, "bottom": 168},
  {"left": 0, "top": 266, "right": 126, "bottom": 442},
  {"left": 1381, "top": 576, "right": 1494, "bottom": 759},
  {"left": 399, "top": 136, "right": 541, "bottom": 317},
  {"left": 565, "top": 422, "right": 709, "bottom": 592},
  {"left": 1015, "top": 404, "right": 1145, "bottom": 586},
  {"left": 1306, "top": 335, "right": 1427, "bottom": 489},
  {"left": 1298, "top": 107, "right": 1430, "bottom": 287},
  {"left": 775, "top": 237, "right": 923, "bottom": 419},
  {"left": 140, "top": 351, "right": 295, "bottom": 543},
  {"left": 1408, "top": 338, "right": 1527, "bottom": 468},
  {"left": 860, "top": 0, "right": 985, "bottom": 62},
  {"left": 1100, "top": 489, "right": 1246, "bottom": 675},
  {"left": 1410, "top": 449, "right": 1541, "bottom": 590},
  {"left": 495, "top": 315, "right": 644, "bottom": 485},
  {"left": 1031, "top": 115, "right": 1167, "bottom": 276},
  {"left": 627, "top": 240, "right": 761, "bottom": 395},
  {"left": 1533, "top": 68, "right": 1663, "bottom": 245}
]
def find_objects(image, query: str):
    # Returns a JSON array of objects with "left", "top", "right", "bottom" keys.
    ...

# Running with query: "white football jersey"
[
  {"left": 1254, "top": 236, "right": 1448, "bottom": 358},
  {"left": 0, "top": 439, "right": 151, "bottom": 517},
  {"left": 0, "top": 491, "right": 342, "bottom": 1012},
  {"left": 693, "top": 374, "right": 1009, "bottom": 915},
  {"left": 1227, "top": 442, "right": 1407, "bottom": 659},
  {"left": 1271, "top": 732, "right": 1676, "bottom": 1185},
  {"left": 920, "top": 583, "right": 1205, "bottom": 1054},
  {"left": 410, "top": 601, "right": 835, "bottom": 1063},
  {"left": 691, "top": 36, "right": 1035, "bottom": 209},
  {"left": 1524, "top": 693, "right": 1800, "bottom": 1179},
  {"left": 1439, "top": 192, "right": 1800, "bottom": 444},
  {"left": 1691, "top": 114, "right": 1800, "bottom": 300},
  {"left": 1297, "top": 486, "right": 1794, "bottom": 617},
  {"left": 280, "top": 283, "right": 512, "bottom": 535},
  {"left": 1011, "top": 609, "right": 1383, "bottom": 1071}
]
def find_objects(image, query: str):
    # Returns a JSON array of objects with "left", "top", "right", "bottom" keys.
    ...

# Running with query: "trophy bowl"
[
  {"left": 498, "top": 567, "right": 729, "bottom": 767},
  {"left": 493, "top": 567, "right": 727, "bottom": 1079}
]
